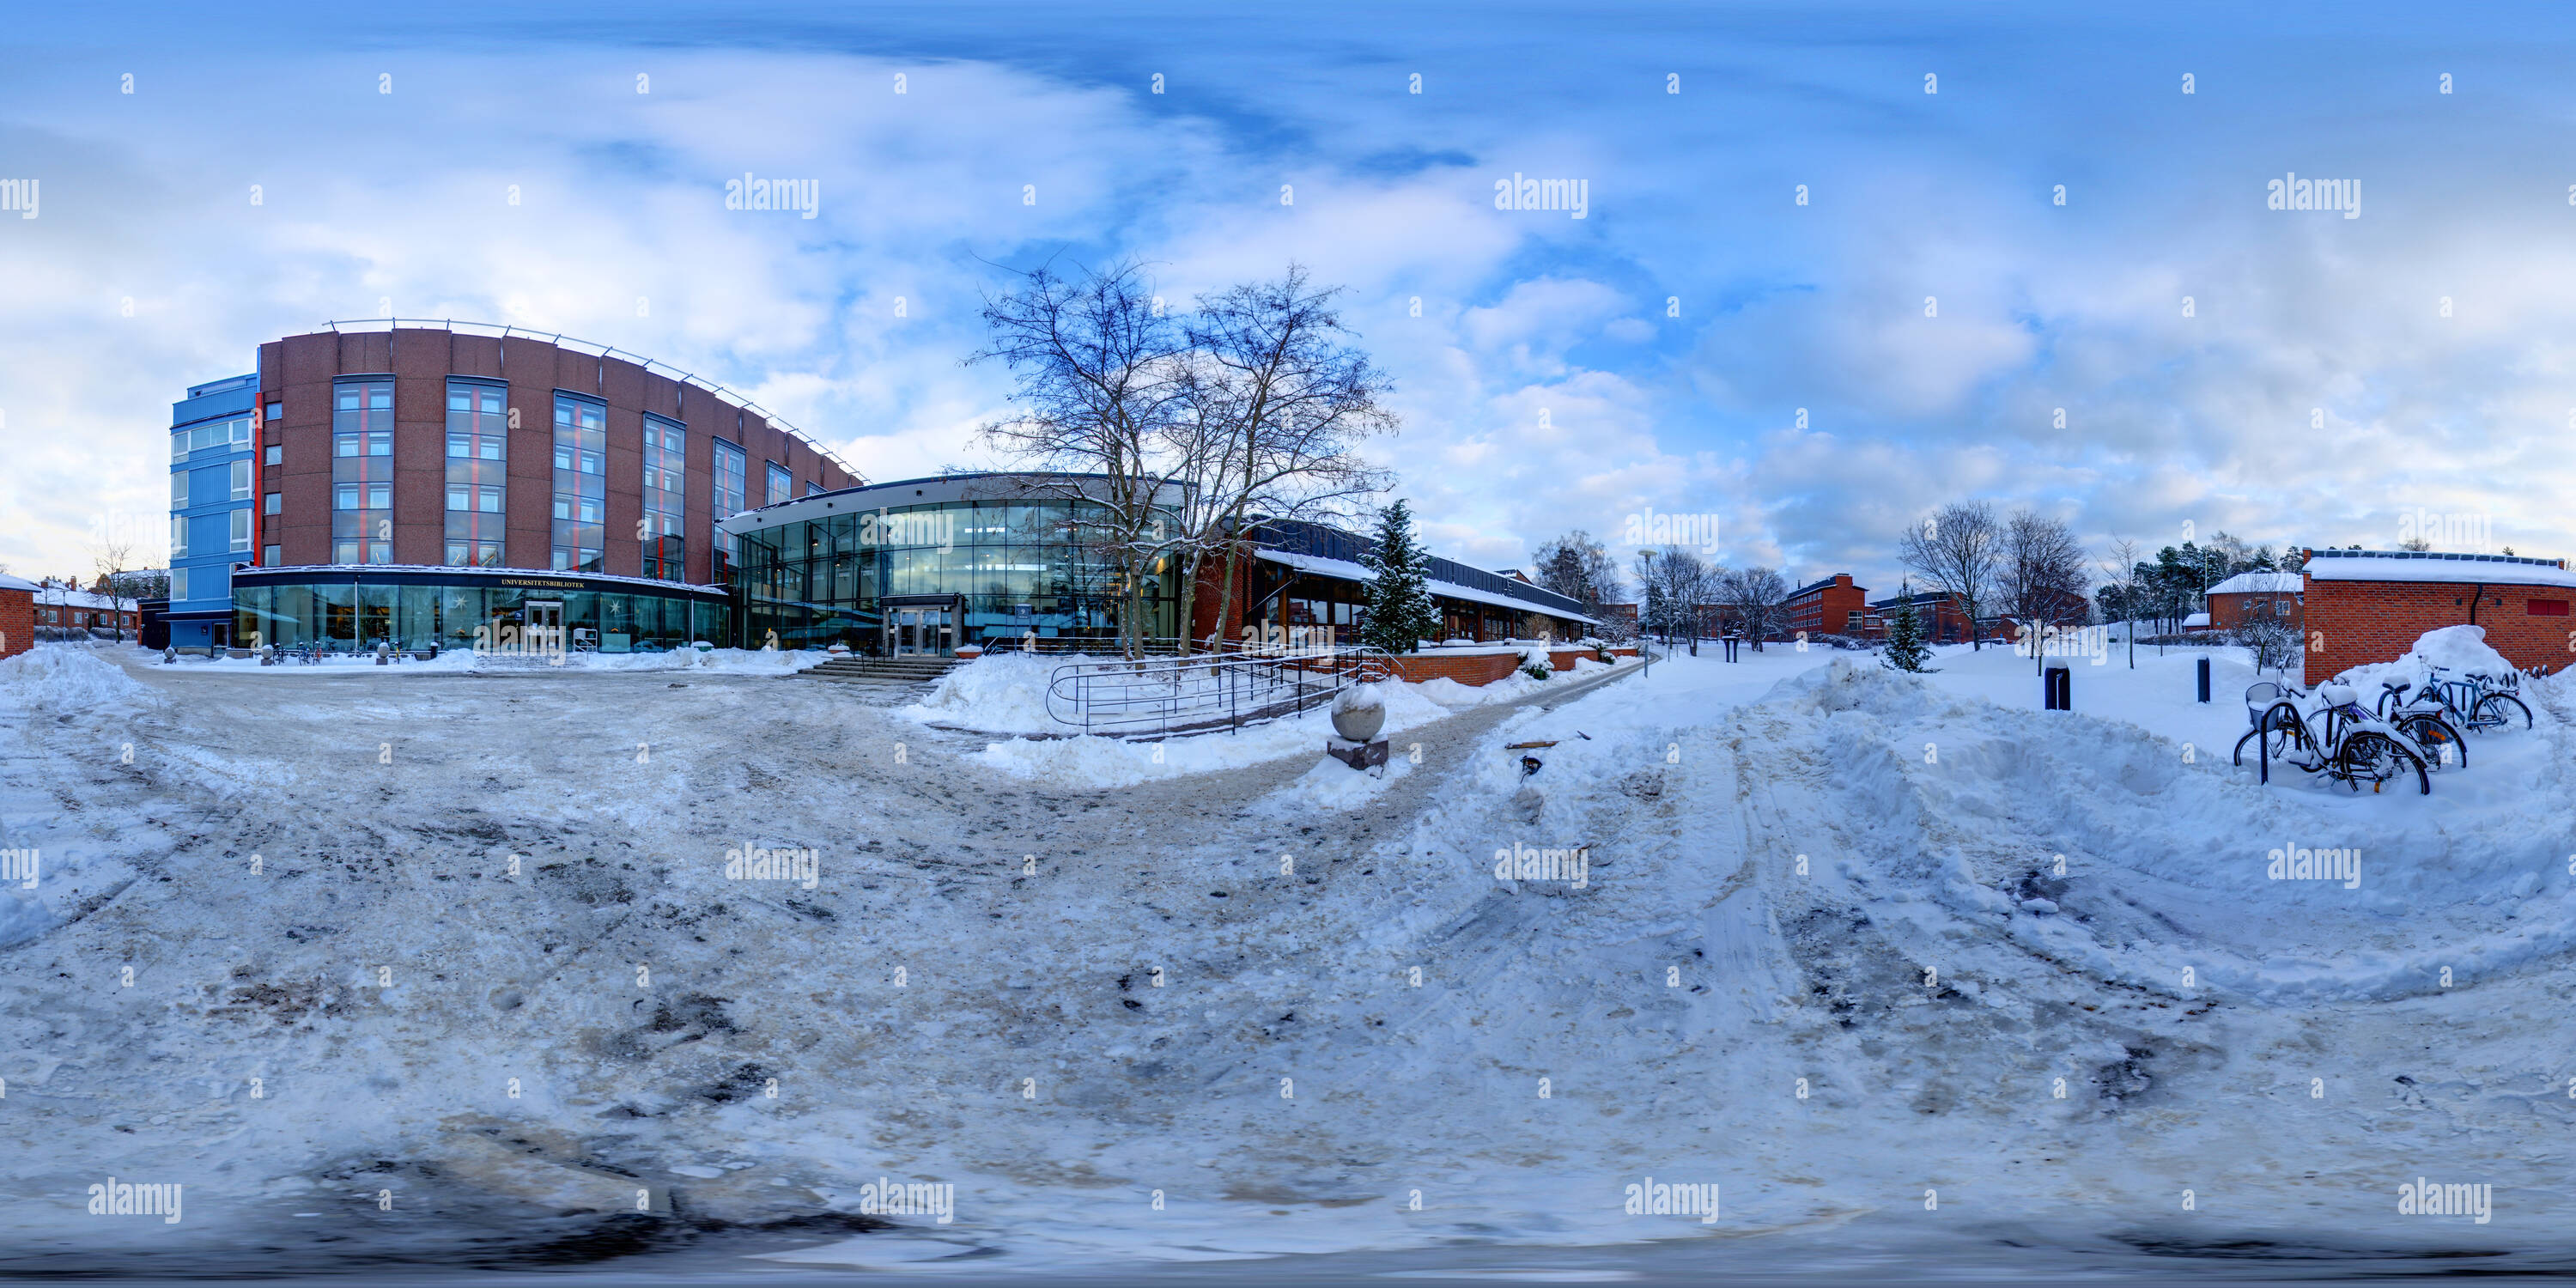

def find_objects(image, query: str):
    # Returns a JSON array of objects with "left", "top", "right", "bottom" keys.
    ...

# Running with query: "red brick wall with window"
[
  {"left": 2303, "top": 576, "right": 2575, "bottom": 683},
  {"left": 259, "top": 329, "right": 855, "bottom": 580}
]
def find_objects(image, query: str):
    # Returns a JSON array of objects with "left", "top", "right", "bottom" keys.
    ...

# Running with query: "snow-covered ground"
[{"left": 3, "top": 636, "right": 2572, "bottom": 1278}]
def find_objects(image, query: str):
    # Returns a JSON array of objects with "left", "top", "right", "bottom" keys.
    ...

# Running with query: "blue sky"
[{"left": 6, "top": 2, "right": 2576, "bottom": 596}]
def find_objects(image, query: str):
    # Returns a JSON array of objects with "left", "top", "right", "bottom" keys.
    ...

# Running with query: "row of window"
[
  {"left": 171, "top": 459, "right": 254, "bottom": 508},
  {"left": 170, "top": 416, "right": 252, "bottom": 461},
  {"left": 171, "top": 510, "right": 253, "bottom": 558},
  {"left": 301, "top": 377, "right": 793, "bottom": 580}
]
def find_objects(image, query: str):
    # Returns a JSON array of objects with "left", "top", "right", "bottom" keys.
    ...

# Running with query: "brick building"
[
  {"left": 1867, "top": 589, "right": 1978, "bottom": 644},
  {"left": 33, "top": 584, "right": 142, "bottom": 638},
  {"left": 2300, "top": 549, "right": 2576, "bottom": 684},
  {"left": 2205, "top": 570, "right": 2302, "bottom": 629},
  {"left": 1783, "top": 574, "right": 1868, "bottom": 637},
  {"left": 0, "top": 572, "right": 33, "bottom": 659}
]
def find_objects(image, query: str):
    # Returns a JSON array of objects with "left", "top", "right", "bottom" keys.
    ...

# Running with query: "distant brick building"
[
  {"left": 1783, "top": 574, "right": 1868, "bottom": 637},
  {"left": 1867, "top": 590, "right": 1978, "bottom": 644},
  {"left": 2205, "top": 570, "right": 2302, "bottom": 629},
  {"left": 0, "top": 573, "right": 33, "bottom": 659},
  {"left": 2300, "top": 549, "right": 2576, "bottom": 684}
]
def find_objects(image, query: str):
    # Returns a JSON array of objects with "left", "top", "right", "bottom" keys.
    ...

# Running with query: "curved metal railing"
[{"left": 1045, "top": 646, "right": 1395, "bottom": 738}]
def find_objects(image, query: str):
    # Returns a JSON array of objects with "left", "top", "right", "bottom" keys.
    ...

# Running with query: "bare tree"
[
  {"left": 1170, "top": 264, "right": 1398, "bottom": 655},
  {"left": 1998, "top": 510, "right": 2089, "bottom": 674},
  {"left": 1714, "top": 565, "right": 1791, "bottom": 651},
  {"left": 1899, "top": 501, "right": 2000, "bottom": 650},
  {"left": 969, "top": 260, "right": 1189, "bottom": 659},
  {"left": 1532, "top": 532, "right": 1624, "bottom": 614},
  {"left": 91, "top": 535, "right": 137, "bottom": 644},
  {"left": 1633, "top": 546, "right": 1716, "bottom": 647},
  {"left": 2099, "top": 537, "right": 2143, "bottom": 669}
]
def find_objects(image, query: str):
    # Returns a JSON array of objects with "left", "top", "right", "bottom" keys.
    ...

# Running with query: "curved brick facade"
[{"left": 257, "top": 328, "right": 857, "bottom": 585}]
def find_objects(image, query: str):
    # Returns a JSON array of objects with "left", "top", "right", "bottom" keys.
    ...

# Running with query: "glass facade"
[
  {"left": 711, "top": 439, "right": 746, "bottom": 582},
  {"left": 766, "top": 461, "right": 793, "bottom": 507},
  {"left": 234, "top": 572, "right": 724, "bottom": 654},
  {"left": 332, "top": 380, "right": 395, "bottom": 564},
  {"left": 551, "top": 393, "right": 607, "bottom": 571},
  {"left": 641, "top": 413, "right": 686, "bottom": 581},
  {"left": 445, "top": 380, "right": 507, "bottom": 566},
  {"left": 737, "top": 498, "right": 1179, "bottom": 653}
]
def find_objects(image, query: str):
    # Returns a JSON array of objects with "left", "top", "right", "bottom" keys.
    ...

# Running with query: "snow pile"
[
  {"left": 2330, "top": 623, "right": 2519, "bottom": 699},
  {"left": 899, "top": 650, "right": 1071, "bottom": 732},
  {"left": 0, "top": 643, "right": 158, "bottom": 714},
  {"left": 968, "top": 680, "right": 1461, "bottom": 787}
]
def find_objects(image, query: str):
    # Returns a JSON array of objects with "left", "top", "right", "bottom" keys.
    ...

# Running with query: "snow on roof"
[
  {"left": 0, "top": 572, "right": 39, "bottom": 593},
  {"left": 1252, "top": 549, "right": 1601, "bottom": 625},
  {"left": 2182, "top": 611, "right": 2213, "bottom": 628},
  {"left": 2300, "top": 550, "right": 2576, "bottom": 589},
  {"left": 2207, "top": 571, "right": 2304, "bottom": 595},
  {"left": 35, "top": 586, "right": 137, "bottom": 611}
]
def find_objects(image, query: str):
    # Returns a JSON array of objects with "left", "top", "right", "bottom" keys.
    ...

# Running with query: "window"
[
  {"left": 642, "top": 414, "right": 686, "bottom": 581},
  {"left": 711, "top": 439, "right": 746, "bottom": 581},
  {"left": 170, "top": 567, "right": 190, "bottom": 601},
  {"left": 804, "top": 480, "right": 823, "bottom": 498},
  {"left": 263, "top": 544, "right": 280, "bottom": 568},
  {"left": 171, "top": 514, "right": 189, "bottom": 557},
  {"left": 264, "top": 492, "right": 280, "bottom": 515},
  {"left": 264, "top": 398, "right": 281, "bottom": 425},
  {"left": 230, "top": 508, "right": 252, "bottom": 553},
  {"left": 551, "top": 393, "right": 607, "bottom": 571},
  {"left": 2530, "top": 599, "right": 2568, "bottom": 617},
  {"left": 264, "top": 444, "right": 282, "bottom": 466},
  {"left": 767, "top": 462, "right": 792, "bottom": 507},
  {"left": 332, "top": 380, "right": 395, "bottom": 563},
  {"left": 229, "top": 459, "right": 252, "bottom": 501},
  {"left": 442, "top": 380, "right": 507, "bottom": 566},
  {"left": 171, "top": 471, "right": 188, "bottom": 508}
]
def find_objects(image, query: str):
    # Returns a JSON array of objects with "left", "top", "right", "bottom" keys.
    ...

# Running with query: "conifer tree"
[
  {"left": 1361, "top": 499, "right": 1438, "bottom": 653},
  {"left": 1883, "top": 595, "right": 1930, "bottom": 673}
]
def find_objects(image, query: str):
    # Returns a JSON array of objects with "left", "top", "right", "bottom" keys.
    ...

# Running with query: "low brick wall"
[
  {"left": 1384, "top": 652, "right": 1521, "bottom": 687},
  {"left": 2304, "top": 576, "right": 2573, "bottom": 683},
  {"left": 0, "top": 589, "right": 29, "bottom": 659}
]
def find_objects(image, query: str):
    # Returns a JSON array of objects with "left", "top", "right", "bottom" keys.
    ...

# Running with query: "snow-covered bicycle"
[{"left": 2233, "top": 680, "right": 2430, "bottom": 795}]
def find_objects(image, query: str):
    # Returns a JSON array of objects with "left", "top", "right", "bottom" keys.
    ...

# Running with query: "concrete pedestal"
[{"left": 1325, "top": 737, "right": 1389, "bottom": 773}]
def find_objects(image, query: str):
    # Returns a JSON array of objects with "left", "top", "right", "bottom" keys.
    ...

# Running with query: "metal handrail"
[
  {"left": 317, "top": 317, "right": 860, "bottom": 482},
  {"left": 1045, "top": 646, "right": 1396, "bottom": 738}
]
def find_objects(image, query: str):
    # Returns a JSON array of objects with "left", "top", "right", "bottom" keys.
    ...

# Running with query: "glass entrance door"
[
  {"left": 526, "top": 600, "right": 563, "bottom": 654},
  {"left": 891, "top": 607, "right": 950, "bottom": 656}
]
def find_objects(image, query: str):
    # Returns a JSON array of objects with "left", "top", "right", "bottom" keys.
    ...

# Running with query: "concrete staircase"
[{"left": 803, "top": 653, "right": 961, "bottom": 700}]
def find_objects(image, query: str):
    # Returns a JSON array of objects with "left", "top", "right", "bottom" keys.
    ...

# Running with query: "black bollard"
[
  {"left": 2044, "top": 665, "right": 2071, "bottom": 710},
  {"left": 2196, "top": 656, "right": 2210, "bottom": 703}
]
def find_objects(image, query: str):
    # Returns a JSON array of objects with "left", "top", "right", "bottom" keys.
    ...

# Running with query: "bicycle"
[
  {"left": 2372, "top": 679, "right": 2468, "bottom": 770},
  {"left": 2422, "top": 665, "right": 2533, "bottom": 733},
  {"left": 2233, "top": 680, "right": 2431, "bottom": 794}
]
